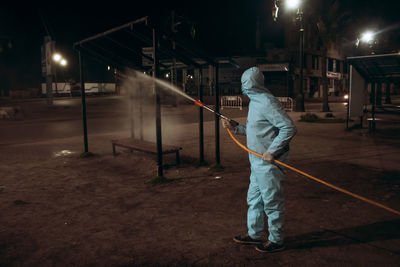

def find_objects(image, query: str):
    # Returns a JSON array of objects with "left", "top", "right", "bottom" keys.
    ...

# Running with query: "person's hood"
[{"left": 241, "top": 67, "right": 270, "bottom": 95}]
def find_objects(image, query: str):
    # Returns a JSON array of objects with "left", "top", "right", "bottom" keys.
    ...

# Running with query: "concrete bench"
[{"left": 111, "top": 138, "right": 182, "bottom": 165}]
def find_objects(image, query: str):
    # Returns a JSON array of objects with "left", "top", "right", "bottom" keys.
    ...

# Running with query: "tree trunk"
[{"left": 321, "top": 48, "right": 330, "bottom": 112}]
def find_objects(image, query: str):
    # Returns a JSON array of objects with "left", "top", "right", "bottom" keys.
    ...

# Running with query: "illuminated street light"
[
  {"left": 286, "top": 0, "right": 300, "bottom": 9},
  {"left": 360, "top": 31, "right": 375, "bottom": 43},
  {"left": 53, "top": 53, "right": 61, "bottom": 62},
  {"left": 271, "top": 0, "right": 305, "bottom": 111},
  {"left": 52, "top": 53, "right": 67, "bottom": 95},
  {"left": 287, "top": 0, "right": 304, "bottom": 111}
]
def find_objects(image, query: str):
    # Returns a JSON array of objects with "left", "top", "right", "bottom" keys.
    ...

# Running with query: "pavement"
[{"left": 0, "top": 94, "right": 399, "bottom": 265}]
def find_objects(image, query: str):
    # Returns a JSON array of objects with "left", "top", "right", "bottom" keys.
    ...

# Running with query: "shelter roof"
[
  {"left": 347, "top": 53, "right": 400, "bottom": 82},
  {"left": 73, "top": 16, "right": 239, "bottom": 71}
]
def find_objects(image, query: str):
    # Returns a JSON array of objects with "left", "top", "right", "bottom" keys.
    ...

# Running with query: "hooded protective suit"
[{"left": 234, "top": 67, "right": 297, "bottom": 244}]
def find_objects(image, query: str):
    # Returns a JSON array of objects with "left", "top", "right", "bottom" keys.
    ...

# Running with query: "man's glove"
[
  {"left": 262, "top": 151, "right": 275, "bottom": 163},
  {"left": 221, "top": 118, "right": 238, "bottom": 130}
]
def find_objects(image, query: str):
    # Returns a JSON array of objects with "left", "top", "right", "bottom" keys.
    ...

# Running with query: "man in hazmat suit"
[{"left": 222, "top": 67, "right": 297, "bottom": 253}]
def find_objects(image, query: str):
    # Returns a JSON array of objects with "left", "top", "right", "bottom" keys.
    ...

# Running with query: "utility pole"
[
  {"left": 43, "top": 36, "right": 55, "bottom": 105},
  {"left": 296, "top": 8, "right": 305, "bottom": 112}
]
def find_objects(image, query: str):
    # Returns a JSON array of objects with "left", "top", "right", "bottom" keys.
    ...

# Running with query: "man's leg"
[
  {"left": 256, "top": 165, "right": 285, "bottom": 245},
  {"left": 233, "top": 171, "right": 264, "bottom": 245},
  {"left": 247, "top": 171, "right": 265, "bottom": 240}
]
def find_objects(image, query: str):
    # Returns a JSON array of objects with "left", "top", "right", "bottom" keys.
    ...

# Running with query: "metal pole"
[
  {"left": 370, "top": 82, "right": 376, "bottom": 131},
  {"left": 46, "top": 74, "right": 53, "bottom": 105},
  {"left": 79, "top": 50, "right": 89, "bottom": 153},
  {"left": 215, "top": 63, "right": 220, "bottom": 165},
  {"left": 198, "top": 67, "right": 204, "bottom": 164},
  {"left": 297, "top": 8, "right": 305, "bottom": 112},
  {"left": 129, "top": 83, "right": 134, "bottom": 138},
  {"left": 376, "top": 82, "right": 382, "bottom": 106},
  {"left": 54, "top": 65, "right": 58, "bottom": 95},
  {"left": 139, "top": 83, "right": 144, "bottom": 140},
  {"left": 153, "top": 28, "right": 163, "bottom": 177},
  {"left": 385, "top": 82, "right": 391, "bottom": 104},
  {"left": 346, "top": 97, "right": 349, "bottom": 130}
]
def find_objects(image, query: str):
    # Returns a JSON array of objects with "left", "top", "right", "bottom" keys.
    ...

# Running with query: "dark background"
[{"left": 1, "top": 0, "right": 399, "bottom": 92}]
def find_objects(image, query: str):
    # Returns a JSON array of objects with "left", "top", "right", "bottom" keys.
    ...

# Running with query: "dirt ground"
[{"left": 0, "top": 97, "right": 399, "bottom": 266}]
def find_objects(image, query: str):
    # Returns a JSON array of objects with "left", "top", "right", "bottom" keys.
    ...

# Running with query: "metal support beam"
[
  {"left": 296, "top": 8, "right": 305, "bottom": 112},
  {"left": 385, "top": 82, "right": 391, "bottom": 104},
  {"left": 376, "top": 82, "right": 382, "bottom": 106},
  {"left": 215, "top": 64, "right": 220, "bottom": 165},
  {"left": 74, "top": 16, "right": 148, "bottom": 47},
  {"left": 370, "top": 82, "right": 376, "bottom": 131},
  {"left": 139, "top": 84, "right": 144, "bottom": 140},
  {"left": 79, "top": 51, "right": 89, "bottom": 153},
  {"left": 130, "top": 83, "right": 135, "bottom": 138},
  {"left": 153, "top": 28, "right": 163, "bottom": 177},
  {"left": 198, "top": 67, "right": 204, "bottom": 164}
]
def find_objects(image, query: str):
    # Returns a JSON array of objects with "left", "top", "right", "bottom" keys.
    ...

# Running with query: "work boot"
[
  {"left": 255, "top": 240, "right": 285, "bottom": 253},
  {"left": 233, "top": 235, "right": 263, "bottom": 245}
]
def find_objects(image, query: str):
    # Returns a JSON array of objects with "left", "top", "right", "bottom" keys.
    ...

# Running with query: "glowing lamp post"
[
  {"left": 286, "top": 0, "right": 301, "bottom": 9},
  {"left": 344, "top": 94, "right": 350, "bottom": 129},
  {"left": 53, "top": 53, "right": 61, "bottom": 62},
  {"left": 272, "top": 0, "right": 305, "bottom": 111},
  {"left": 287, "top": 0, "right": 304, "bottom": 111},
  {"left": 52, "top": 53, "right": 68, "bottom": 94},
  {"left": 60, "top": 59, "right": 67, "bottom": 66},
  {"left": 355, "top": 30, "right": 376, "bottom": 55},
  {"left": 360, "top": 31, "right": 375, "bottom": 43}
]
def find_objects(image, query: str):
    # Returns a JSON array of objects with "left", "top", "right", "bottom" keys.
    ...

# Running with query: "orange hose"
[{"left": 226, "top": 128, "right": 400, "bottom": 216}]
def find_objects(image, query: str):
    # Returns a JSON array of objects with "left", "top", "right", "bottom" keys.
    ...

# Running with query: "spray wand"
[{"left": 194, "top": 99, "right": 239, "bottom": 127}]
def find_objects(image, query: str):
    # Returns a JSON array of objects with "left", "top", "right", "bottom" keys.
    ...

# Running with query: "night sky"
[{"left": 1, "top": 0, "right": 400, "bottom": 90}]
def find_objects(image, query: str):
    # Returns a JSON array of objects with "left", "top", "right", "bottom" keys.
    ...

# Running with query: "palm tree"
[{"left": 312, "top": 0, "right": 351, "bottom": 112}]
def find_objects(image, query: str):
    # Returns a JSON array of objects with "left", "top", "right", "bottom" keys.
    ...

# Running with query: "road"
[{"left": 0, "top": 95, "right": 352, "bottom": 145}]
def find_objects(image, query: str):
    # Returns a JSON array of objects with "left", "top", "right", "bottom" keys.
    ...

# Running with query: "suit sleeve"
[{"left": 264, "top": 98, "right": 297, "bottom": 157}]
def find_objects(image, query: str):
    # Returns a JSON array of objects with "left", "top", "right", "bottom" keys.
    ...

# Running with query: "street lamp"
[
  {"left": 53, "top": 53, "right": 61, "bottom": 62},
  {"left": 355, "top": 30, "right": 376, "bottom": 54},
  {"left": 52, "top": 53, "right": 68, "bottom": 94},
  {"left": 60, "top": 59, "right": 67, "bottom": 66},
  {"left": 286, "top": 0, "right": 304, "bottom": 111},
  {"left": 360, "top": 31, "right": 375, "bottom": 43},
  {"left": 286, "top": 0, "right": 300, "bottom": 9},
  {"left": 272, "top": 0, "right": 305, "bottom": 111}
]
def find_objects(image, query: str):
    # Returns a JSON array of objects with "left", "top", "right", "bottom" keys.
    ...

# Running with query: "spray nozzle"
[
  {"left": 230, "top": 120, "right": 239, "bottom": 127},
  {"left": 194, "top": 99, "right": 204, "bottom": 107}
]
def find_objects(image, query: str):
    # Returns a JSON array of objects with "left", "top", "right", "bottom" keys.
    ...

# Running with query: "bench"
[{"left": 111, "top": 138, "right": 182, "bottom": 165}]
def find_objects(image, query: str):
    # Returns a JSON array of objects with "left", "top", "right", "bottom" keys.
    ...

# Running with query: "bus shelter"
[
  {"left": 347, "top": 53, "right": 400, "bottom": 130},
  {"left": 73, "top": 16, "right": 239, "bottom": 176}
]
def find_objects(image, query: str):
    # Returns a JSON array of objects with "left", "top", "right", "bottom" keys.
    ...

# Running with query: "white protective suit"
[{"left": 234, "top": 67, "right": 297, "bottom": 244}]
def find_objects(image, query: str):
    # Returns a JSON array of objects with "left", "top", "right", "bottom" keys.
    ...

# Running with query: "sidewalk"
[{"left": 0, "top": 96, "right": 399, "bottom": 266}]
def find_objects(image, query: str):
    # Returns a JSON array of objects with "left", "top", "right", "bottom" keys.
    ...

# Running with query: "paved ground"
[{"left": 0, "top": 95, "right": 399, "bottom": 266}]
